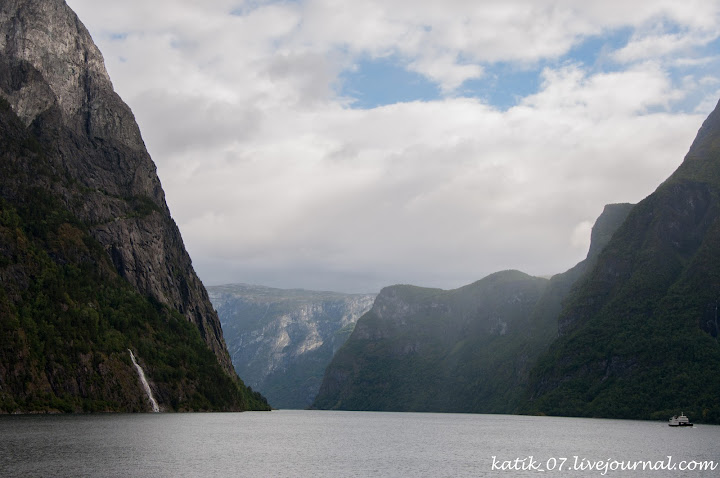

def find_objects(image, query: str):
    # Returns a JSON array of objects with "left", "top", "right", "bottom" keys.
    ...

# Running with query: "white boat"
[{"left": 668, "top": 413, "right": 693, "bottom": 427}]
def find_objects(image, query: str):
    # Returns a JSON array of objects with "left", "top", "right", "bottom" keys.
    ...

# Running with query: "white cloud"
[
  {"left": 64, "top": 0, "right": 720, "bottom": 292},
  {"left": 523, "top": 62, "right": 686, "bottom": 116},
  {"left": 407, "top": 55, "right": 484, "bottom": 93},
  {"left": 165, "top": 66, "right": 700, "bottom": 290},
  {"left": 696, "top": 92, "right": 720, "bottom": 115},
  {"left": 613, "top": 30, "right": 718, "bottom": 64}
]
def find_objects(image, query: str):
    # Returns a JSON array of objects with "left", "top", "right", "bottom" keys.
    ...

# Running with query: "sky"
[{"left": 65, "top": 0, "right": 720, "bottom": 293}]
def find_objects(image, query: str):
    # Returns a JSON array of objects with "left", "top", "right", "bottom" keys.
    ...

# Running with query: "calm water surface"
[{"left": 1, "top": 410, "right": 718, "bottom": 477}]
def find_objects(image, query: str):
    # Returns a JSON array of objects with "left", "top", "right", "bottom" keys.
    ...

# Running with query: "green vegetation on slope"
[
  {"left": 0, "top": 98, "right": 269, "bottom": 412},
  {"left": 523, "top": 101, "right": 720, "bottom": 423},
  {"left": 311, "top": 201, "right": 637, "bottom": 415},
  {"left": 313, "top": 271, "right": 551, "bottom": 412}
]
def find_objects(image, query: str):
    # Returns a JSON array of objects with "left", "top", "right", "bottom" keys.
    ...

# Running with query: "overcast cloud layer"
[{"left": 66, "top": 0, "right": 720, "bottom": 293}]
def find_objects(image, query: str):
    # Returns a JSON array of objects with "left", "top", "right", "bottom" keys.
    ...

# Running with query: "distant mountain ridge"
[
  {"left": 209, "top": 284, "right": 375, "bottom": 408},
  {"left": 0, "top": 0, "right": 268, "bottom": 412}
]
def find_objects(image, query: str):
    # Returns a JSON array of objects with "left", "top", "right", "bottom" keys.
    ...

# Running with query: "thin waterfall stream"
[{"left": 128, "top": 349, "right": 160, "bottom": 412}]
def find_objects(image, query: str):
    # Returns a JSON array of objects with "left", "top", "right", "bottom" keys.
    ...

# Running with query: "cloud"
[
  {"left": 165, "top": 65, "right": 701, "bottom": 291},
  {"left": 64, "top": 0, "right": 720, "bottom": 292},
  {"left": 571, "top": 221, "right": 594, "bottom": 251},
  {"left": 612, "top": 29, "right": 718, "bottom": 64},
  {"left": 407, "top": 55, "right": 484, "bottom": 93}
]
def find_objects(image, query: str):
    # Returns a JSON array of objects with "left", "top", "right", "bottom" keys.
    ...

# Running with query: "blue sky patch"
[
  {"left": 334, "top": 24, "right": 719, "bottom": 113},
  {"left": 338, "top": 56, "right": 441, "bottom": 108},
  {"left": 336, "top": 28, "right": 638, "bottom": 110},
  {"left": 460, "top": 66, "right": 541, "bottom": 110},
  {"left": 566, "top": 27, "right": 633, "bottom": 71}
]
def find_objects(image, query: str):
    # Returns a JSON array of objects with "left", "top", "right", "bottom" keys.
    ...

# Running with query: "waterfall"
[{"left": 128, "top": 349, "right": 160, "bottom": 412}]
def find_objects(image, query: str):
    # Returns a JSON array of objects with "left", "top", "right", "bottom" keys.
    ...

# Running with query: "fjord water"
[{"left": 1, "top": 411, "right": 718, "bottom": 477}]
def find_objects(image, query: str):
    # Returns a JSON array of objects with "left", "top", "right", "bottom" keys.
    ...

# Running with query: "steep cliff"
[
  {"left": 209, "top": 284, "right": 375, "bottom": 408},
  {"left": 312, "top": 204, "right": 633, "bottom": 413},
  {"left": 0, "top": 0, "right": 233, "bottom": 374},
  {"left": 0, "top": 0, "right": 268, "bottom": 412},
  {"left": 524, "top": 99, "right": 720, "bottom": 422}
]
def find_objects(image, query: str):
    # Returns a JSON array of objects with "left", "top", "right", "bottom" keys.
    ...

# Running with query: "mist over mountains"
[
  {"left": 311, "top": 99, "right": 720, "bottom": 422},
  {"left": 312, "top": 204, "right": 633, "bottom": 412}
]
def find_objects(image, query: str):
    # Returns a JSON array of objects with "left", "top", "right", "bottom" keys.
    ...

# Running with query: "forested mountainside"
[
  {"left": 313, "top": 271, "right": 548, "bottom": 412},
  {"left": 209, "top": 284, "right": 374, "bottom": 409},
  {"left": 316, "top": 100, "right": 720, "bottom": 423},
  {"left": 313, "top": 203, "right": 632, "bottom": 413},
  {"left": 523, "top": 98, "right": 720, "bottom": 423},
  {"left": 0, "top": 0, "right": 268, "bottom": 412}
]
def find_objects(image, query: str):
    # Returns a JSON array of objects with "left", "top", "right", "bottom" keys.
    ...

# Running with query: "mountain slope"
[
  {"left": 313, "top": 270, "right": 549, "bottom": 412},
  {"left": 312, "top": 203, "right": 633, "bottom": 413},
  {"left": 524, "top": 99, "right": 720, "bottom": 423},
  {"left": 209, "top": 284, "right": 375, "bottom": 409},
  {"left": 0, "top": 0, "right": 268, "bottom": 412}
]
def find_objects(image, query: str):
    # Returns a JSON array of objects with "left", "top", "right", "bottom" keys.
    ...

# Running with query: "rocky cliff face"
[
  {"left": 524, "top": 98, "right": 720, "bottom": 422},
  {"left": 0, "top": 0, "right": 268, "bottom": 412},
  {"left": 0, "top": 0, "right": 232, "bottom": 375},
  {"left": 209, "top": 284, "right": 375, "bottom": 409}
]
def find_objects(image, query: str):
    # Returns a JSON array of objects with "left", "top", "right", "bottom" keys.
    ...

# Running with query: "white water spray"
[{"left": 128, "top": 349, "right": 160, "bottom": 412}]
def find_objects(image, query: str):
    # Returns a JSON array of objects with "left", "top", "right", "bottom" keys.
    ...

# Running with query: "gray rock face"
[
  {"left": 0, "top": 0, "right": 143, "bottom": 149},
  {"left": 0, "top": 0, "right": 234, "bottom": 375},
  {"left": 208, "top": 284, "right": 375, "bottom": 408}
]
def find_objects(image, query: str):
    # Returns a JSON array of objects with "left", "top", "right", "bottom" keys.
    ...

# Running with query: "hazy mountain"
[
  {"left": 0, "top": 0, "right": 268, "bottom": 412},
  {"left": 314, "top": 97, "right": 720, "bottom": 420},
  {"left": 312, "top": 203, "right": 633, "bottom": 413},
  {"left": 523, "top": 98, "right": 720, "bottom": 423},
  {"left": 209, "top": 284, "right": 375, "bottom": 408}
]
